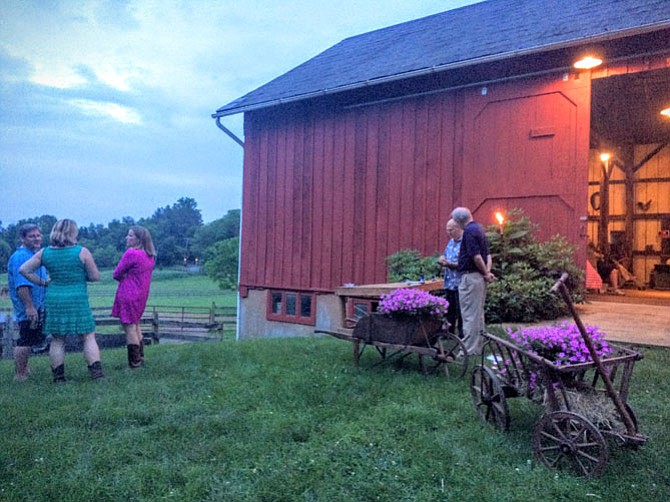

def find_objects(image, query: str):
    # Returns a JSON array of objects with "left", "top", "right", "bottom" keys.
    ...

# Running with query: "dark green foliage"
[
  {"left": 486, "top": 209, "right": 585, "bottom": 323},
  {"left": 384, "top": 210, "right": 584, "bottom": 323},
  {"left": 0, "top": 200, "right": 242, "bottom": 275},
  {"left": 386, "top": 249, "right": 442, "bottom": 282},
  {"left": 90, "top": 244, "right": 123, "bottom": 268},
  {"left": 191, "top": 209, "right": 240, "bottom": 258},
  {"left": 204, "top": 237, "right": 240, "bottom": 290},
  {"left": 0, "top": 238, "right": 10, "bottom": 273}
]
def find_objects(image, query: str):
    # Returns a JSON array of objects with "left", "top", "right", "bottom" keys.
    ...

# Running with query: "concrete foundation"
[{"left": 237, "top": 289, "right": 344, "bottom": 339}]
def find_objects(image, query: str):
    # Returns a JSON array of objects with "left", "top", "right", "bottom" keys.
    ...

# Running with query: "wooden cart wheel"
[
  {"left": 470, "top": 365, "right": 510, "bottom": 432},
  {"left": 434, "top": 332, "right": 468, "bottom": 378},
  {"left": 532, "top": 411, "right": 609, "bottom": 478}
]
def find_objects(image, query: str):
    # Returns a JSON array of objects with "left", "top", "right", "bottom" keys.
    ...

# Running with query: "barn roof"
[{"left": 213, "top": 0, "right": 670, "bottom": 118}]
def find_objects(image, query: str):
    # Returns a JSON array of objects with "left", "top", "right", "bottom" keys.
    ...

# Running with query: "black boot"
[
  {"left": 88, "top": 361, "right": 105, "bottom": 380},
  {"left": 127, "top": 344, "right": 142, "bottom": 369},
  {"left": 139, "top": 338, "right": 145, "bottom": 365},
  {"left": 52, "top": 364, "right": 66, "bottom": 383}
]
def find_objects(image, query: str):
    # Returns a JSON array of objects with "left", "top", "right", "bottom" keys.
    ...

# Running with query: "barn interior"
[{"left": 588, "top": 67, "right": 670, "bottom": 290}]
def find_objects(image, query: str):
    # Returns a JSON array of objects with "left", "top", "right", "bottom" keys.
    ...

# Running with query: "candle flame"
[{"left": 495, "top": 212, "right": 505, "bottom": 225}]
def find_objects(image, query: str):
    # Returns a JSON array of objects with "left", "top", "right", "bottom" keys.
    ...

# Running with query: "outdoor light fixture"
[
  {"left": 600, "top": 152, "right": 611, "bottom": 162},
  {"left": 661, "top": 107, "right": 670, "bottom": 118},
  {"left": 574, "top": 55, "right": 603, "bottom": 70}
]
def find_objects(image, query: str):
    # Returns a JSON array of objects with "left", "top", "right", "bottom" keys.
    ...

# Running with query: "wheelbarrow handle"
[
  {"left": 550, "top": 272, "right": 570, "bottom": 293},
  {"left": 550, "top": 270, "right": 638, "bottom": 436}
]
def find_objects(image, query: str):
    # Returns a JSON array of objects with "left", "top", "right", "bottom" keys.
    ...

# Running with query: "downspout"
[
  {"left": 213, "top": 115, "right": 244, "bottom": 340},
  {"left": 215, "top": 116, "right": 244, "bottom": 147}
]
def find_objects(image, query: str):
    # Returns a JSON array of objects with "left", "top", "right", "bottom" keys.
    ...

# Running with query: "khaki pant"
[{"left": 458, "top": 272, "right": 487, "bottom": 355}]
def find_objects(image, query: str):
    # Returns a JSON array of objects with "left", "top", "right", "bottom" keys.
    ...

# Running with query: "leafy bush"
[
  {"left": 386, "top": 249, "right": 441, "bottom": 282},
  {"left": 485, "top": 209, "right": 584, "bottom": 323},
  {"left": 203, "top": 237, "right": 239, "bottom": 290},
  {"left": 385, "top": 210, "right": 585, "bottom": 323}
]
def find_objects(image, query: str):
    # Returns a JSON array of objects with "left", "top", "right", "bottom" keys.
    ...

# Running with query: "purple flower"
[{"left": 378, "top": 288, "right": 449, "bottom": 320}]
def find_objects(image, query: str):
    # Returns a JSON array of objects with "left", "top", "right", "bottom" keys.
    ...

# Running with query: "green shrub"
[
  {"left": 386, "top": 249, "right": 441, "bottom": 283},
  {"left": 384, "top": 210, "right": 585, "bottom": 323},
  {"left": 485, "top": 209, "right": 584, "bottom": 323}
]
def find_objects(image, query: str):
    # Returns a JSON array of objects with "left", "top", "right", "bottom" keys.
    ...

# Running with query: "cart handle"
[
  {"left": 550, "top": 272, "right": 569, "bottom": 293},
  {"left": 551, "top": 272, "right": 637, "bottom": 436}
]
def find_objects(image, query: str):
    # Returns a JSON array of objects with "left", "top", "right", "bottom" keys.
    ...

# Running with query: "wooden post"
[
  {"left": 209, "top": 302, "right": 215, "bottom": 324},
  {"left": 152, "top": 307, "right": 160, "bottom": 343},
  {"left": 598, "top": 159, "right": 611, "bottom": 255},
  {"left": 622, "top": 145, "right": 635, "bottom": 269}
]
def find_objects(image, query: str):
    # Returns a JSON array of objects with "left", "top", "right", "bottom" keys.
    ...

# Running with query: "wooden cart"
[
  {"left": 319, "top": 312, "right": 469, "bottom": 378},
  {"left": 471, "top": 274, "right": 647, "bottom": 477}
]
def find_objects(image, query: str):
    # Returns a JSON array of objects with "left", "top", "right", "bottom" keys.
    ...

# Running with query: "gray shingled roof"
[{"left": 213, "top": 0, "right": 670, "bottom": 117}]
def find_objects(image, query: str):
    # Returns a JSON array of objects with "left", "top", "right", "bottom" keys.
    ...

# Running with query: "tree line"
[{"left": 0, "top": 198, "right": 240, "bottom": 289}]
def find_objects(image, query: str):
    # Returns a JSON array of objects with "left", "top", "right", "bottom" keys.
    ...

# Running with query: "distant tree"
[
  {"left": 204, "top": 237, "right": 239, "bottom": 290},
  {"left": 92, "top": 244, "right": 123, "bottom": 268},
  {"left": 2, "top": 215, "right": 57, "bottom": 250},
  {"left": 142, "top": 197, "right": 203, "bottom": 266},
  {"left": 191, "top": 209, "right": 240, "bottom": 259},
  {"left": 0, "top": 238, "right": 11, "bottom": 273}
]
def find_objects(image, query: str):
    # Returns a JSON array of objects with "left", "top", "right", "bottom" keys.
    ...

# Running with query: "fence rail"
[
  {"left": 1, "top": 304, "right": 237, "bottom": 357},
  {"left": 92, "top": 304, "right": 237, "bottom": 342}
]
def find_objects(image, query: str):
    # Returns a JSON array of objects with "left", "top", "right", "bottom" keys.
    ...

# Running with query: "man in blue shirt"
[
  {"left": 438, "top": 219, "right": 463, "bottom": 338},
  {"left": 452, "top": 207, "right": 495, "bottom": 356},
  {"left": 7, "top": 224, "right": 47, "bottom": 381}
]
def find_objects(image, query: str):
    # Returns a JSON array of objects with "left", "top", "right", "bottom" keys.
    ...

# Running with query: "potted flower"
[
  {"left": 507, "top": 323, "right": 613, "bottom": 367},
  {"left": 505, "top": 322, "right": 613, "bottom": 390},
  {"left": 353, "top": 288, "right": 449, "bottom": 345}
]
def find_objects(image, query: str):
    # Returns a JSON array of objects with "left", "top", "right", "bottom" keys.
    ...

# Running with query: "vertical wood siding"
[
  {"left": 240, "top": 73, "right": 591, "bottom": 292},
  {"left": 241, "top": 93, "right": 458, "bottom": 291},
  {"left": 459, "top": 75, "right": 591, "bottom": 246}
]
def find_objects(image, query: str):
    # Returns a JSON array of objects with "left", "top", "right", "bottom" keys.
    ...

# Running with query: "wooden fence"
[
  {"left": 91, "top": 303, "right": 237, "bottom": 343},
  {"left": 1, "top": 304, "right": 237, "bottom": 357}
]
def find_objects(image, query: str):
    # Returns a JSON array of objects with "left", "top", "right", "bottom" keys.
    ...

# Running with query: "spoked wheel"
[
  {"left": 470, "top": 365, "right": 510, "bottom": 431},
  {"left": 433, "top": 332, "right": 468, "bottom": 378},
  {"left": 533, "top": 411, "right": 609, "bottom": 477}
]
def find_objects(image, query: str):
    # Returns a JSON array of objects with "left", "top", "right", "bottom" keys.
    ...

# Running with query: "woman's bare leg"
[
  {"left": 81, "top": 332, "right": 101, "bottom": 365},
  {"left": 123, "top": 323, "right": 141, "bottom": 345},
  {"left": 49, "top": 336, "right": 66, "bottom": 368}
]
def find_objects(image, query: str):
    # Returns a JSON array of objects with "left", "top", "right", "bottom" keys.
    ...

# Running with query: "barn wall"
[
  {"left": 240, "top": 92, "right": 459, "bottom": 292},
  {"left": 458, "top": 73, "right": 591, "bottom": 248},
  {"left": 239, "top": 72, "right": 592, "bottom": 300}
]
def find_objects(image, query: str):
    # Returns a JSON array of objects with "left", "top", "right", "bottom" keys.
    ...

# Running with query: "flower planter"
[{"left": 353, "top": 312, "right": 443, "bottom": 346}]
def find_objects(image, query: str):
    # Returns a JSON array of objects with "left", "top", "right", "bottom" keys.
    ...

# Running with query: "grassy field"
[
  {"left": 0, "top": 268, "right": 237, "bottom": 312},
  {"left": 1, "top": 334, "right": 669, "bottom": 501},
  {"left": 2, "top": 271, "right": 669, "bottom": 500}
]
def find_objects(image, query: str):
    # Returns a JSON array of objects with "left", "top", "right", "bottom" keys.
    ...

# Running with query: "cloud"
[
  {"left": 67, "top": 99, "right": 142, "bottom": 125},
  {"left": 1, "top": 0, "right": 477, "bottom": 227}
]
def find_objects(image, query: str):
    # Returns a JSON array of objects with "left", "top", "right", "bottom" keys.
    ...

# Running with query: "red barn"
[{"left": 213, "top": 0, "right": 670, "bottom": 338}]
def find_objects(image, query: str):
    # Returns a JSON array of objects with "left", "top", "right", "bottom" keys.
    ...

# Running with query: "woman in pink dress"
[{"left": 111, "top": 226, "right": 155, "bottom": 368}]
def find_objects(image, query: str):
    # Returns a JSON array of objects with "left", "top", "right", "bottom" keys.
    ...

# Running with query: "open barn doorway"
[{"left": 588, "top": 68, "right": 670, "bottom": 291}]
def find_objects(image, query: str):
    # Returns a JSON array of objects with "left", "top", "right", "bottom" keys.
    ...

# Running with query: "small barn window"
[
  {"left": 268, "top": 290, "right": 316, "bottom": 325},
  {"left": 344, "top": 298, "right": 378, "bottom": 328}
]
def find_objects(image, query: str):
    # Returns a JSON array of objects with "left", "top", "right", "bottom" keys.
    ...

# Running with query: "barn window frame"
[{"left": 267, "top": 290, "right": 316, "bottom": 325}]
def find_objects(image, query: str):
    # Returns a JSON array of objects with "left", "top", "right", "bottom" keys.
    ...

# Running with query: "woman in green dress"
[{"left": 20, "top": 219, "right": 104, "bottom": 381}]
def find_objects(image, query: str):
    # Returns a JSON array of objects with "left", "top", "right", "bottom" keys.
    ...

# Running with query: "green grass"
[
  {"left": 1, "top": 338, "right": 669, "bottom": 501},
  {"left": 0, "top": 269, "right": 237, "bottom": 311}
]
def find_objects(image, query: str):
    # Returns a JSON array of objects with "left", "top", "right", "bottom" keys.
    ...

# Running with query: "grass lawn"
[
  {"left": 0, "top": 268, "right": 237, "bottom": 311},
  {"left": 1, "top": 336, "right": 669, "bottom": 501}
]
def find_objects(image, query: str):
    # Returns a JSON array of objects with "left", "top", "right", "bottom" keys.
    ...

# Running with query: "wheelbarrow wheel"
[
  {"left": 470, "top": 365, "right": 510, "bottom": 432},
  {"left": 434, "top": 332, "right": 468, "bottom": 378},
  {"left": 532, "top": 411, "right": 608, "bottom": 478}
]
